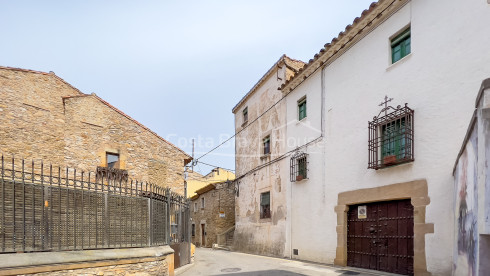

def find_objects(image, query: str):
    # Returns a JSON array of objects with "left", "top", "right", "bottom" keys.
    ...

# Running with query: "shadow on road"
[{"left": 216, "top": 270, "right": 306, "bottom": 276}]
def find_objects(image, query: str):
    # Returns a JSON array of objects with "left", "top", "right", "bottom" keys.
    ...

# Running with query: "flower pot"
[
  {"left": 383, "top": 155, "right": 397, "bottom": 165},
  {"left": 296, "top": 175, "right": 304, "bottom": 181}
]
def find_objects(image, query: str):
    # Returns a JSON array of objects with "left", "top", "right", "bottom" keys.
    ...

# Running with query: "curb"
[{"left": 175, "top": 262, "right": 195, "bottom": 275}]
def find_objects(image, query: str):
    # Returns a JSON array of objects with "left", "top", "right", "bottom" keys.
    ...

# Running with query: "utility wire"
[
  {"left": 195, "top": 0, "right": 398, "bottom": 162},
  {"left": 196, "top": 161, "right": 235, "bottom": 172}
]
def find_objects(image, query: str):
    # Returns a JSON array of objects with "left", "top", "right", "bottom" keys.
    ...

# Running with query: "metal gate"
[{"left": 347, "top": 199, "right": 414, "bottom": 275}]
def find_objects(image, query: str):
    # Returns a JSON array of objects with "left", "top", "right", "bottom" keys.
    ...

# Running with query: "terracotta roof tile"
[{"left": 280, "top": 0, "right": 404, "bottom": 92}]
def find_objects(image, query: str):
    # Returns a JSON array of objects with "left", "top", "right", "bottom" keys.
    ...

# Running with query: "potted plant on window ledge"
[
  {"left": 383, "top": 155, "right": 397, "bottom": 165},
  {"left": 296, "top": 174, "right": 304, "bottom": 181}
]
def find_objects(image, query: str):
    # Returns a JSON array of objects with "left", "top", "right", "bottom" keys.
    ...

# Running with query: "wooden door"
[
  {"left": 347, "top": 200, "right": 414, "bottom": 275},
  {"left": 201, "top": 224, "right": 205, "bottom": 247}
]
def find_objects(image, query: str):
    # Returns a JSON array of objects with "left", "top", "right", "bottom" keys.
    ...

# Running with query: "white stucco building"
[{"left": 233, "top": 0, "right": 490, "bottom": 275}]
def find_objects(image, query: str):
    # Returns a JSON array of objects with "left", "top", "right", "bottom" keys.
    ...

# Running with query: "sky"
[{"left": 1, "top": 0, "right": 374, "bottom": 174}]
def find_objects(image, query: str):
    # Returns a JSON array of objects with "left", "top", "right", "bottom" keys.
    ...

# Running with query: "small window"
[
  {"left": 194, "top": 202, "right": 198, "bottom": 212},
  {"left": 243, "top": 107, "right": 248, "bottom": 123},
  {"left": 298, "top": 97, "right": 307, "bottom": 120},
  {"left": 263, "top": 136, "right": 271, "bottom": 155},
  {"left": 191, "top": 223, "right": 195, "bottom": 237},
  {"left": 260, "top": 192, "right": 271, "bottom": 219},
  {"left": 391, "top": 27, "right": 411, "bottom": 63},
  {"left": 201, "top": 197, "right": 205, "bottom": 209},
  {"left": 106, "top": 152, "right": 119, "bottom": 168},
  {"left": 290, "top": 152, "right": 308, "bottom": 182}
]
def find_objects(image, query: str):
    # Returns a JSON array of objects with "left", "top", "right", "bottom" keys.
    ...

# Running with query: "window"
[
  {"left": 391, "top": 27, "right": 411, "bottom": 63},
  {"left": 201, "top": 197, "right": 205, "bottom": 209},
  {"left": 263, "top": 136, "right": 270, "bottom": 155},
  {"left": 106, "top": 152, "right": 119, "bottom": 169},
  {"left": 243, "top": 107, "right": 248, "bottom": 123},
  {"left": 290, "top": 152, "right": 308, "bottom": 182},
  {"left": 192, "top": 223, "right": 195, "bottom": 237},
  {"left": 368, "top": 102, "right": 414, "bottom": 169},
  {"left": 260, "top": 192, "right": 271, "bottom": 219},
  {"left": 194, "top": 202, "right": 198, "bottom": 212},
  {"left": 298, "top": 97, "right": 307, "bottom": 120}
]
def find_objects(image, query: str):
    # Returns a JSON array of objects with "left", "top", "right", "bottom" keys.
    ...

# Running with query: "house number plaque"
[{"left": 358, "top": 206, "right": 367, "bottom": 219}]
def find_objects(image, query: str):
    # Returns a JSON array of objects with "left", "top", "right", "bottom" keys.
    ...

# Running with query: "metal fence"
[{"left": 0, "top": 156, "right": 190, "bottom": 254}]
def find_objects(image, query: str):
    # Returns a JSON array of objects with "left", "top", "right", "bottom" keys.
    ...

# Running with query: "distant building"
[
  {"left": 190, "top": 181, "right": 235, "bottom": 248},
  {"left": 0, "top": 66, "right": 190, "bottom": 194},
  {"left": 186, "top": 167, "right": 235, "bottom": 197}
]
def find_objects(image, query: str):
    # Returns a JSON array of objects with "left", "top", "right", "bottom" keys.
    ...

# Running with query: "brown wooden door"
[
  {"left": 201, "top": 224, "right": 205, "bottom": 247},
  {"left": 347, "top": 199, "right": 414, "bottom": 275}
]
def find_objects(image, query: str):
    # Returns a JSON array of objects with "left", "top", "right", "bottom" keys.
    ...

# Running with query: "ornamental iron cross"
[{"left": 379, "top": 95, "right": 393, "bottom": 116}]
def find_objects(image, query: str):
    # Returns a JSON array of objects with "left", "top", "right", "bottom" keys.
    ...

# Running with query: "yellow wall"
[{"left": 186, "top": 168, "right": 235, "bottom": 197}]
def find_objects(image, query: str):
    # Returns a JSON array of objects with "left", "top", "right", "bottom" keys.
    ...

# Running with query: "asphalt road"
[{"left": 179, "top": 248, "right": 392, "bottom": 276}]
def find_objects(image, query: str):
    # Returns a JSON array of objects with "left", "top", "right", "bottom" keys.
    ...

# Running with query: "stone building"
[
  {"left": 186, "top": 167, "right": 235, "bottom": 198},
  {"left": 190, "top": 181, "right": 235, "bottom": 248},
  {"left": 232, "top": 55, "right": 304, "bottom": 256},
  {"left": 233, "top": 0, "right": 490, "bottom": 275},
  {"left": 0, "top": 66, "right": 190, "bottom": 194}
]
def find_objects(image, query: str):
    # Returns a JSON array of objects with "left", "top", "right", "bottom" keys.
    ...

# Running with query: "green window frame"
[
  {"left": 391, "top": 27, "right": 411, "bottom": 63},
  {"left": 381, "top": 117, "right": 407, "bottom": 158},
  {"left": 260, "top": 191, "right": 271, "bottom": 219},
  {"left": 298, "top": 98, "right": 307, "bottom": 120}
]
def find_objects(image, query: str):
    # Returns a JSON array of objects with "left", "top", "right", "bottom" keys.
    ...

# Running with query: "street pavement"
[{"left": 179, "top": 248, "right": 395, "bottom": 276}]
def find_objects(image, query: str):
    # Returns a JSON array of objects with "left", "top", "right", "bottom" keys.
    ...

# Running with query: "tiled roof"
[
  {"left": 0, "top": 66, "right": 191, "bottom": 158},
  {"left": 280, "top": 0, "right": 406, "bottom": 92},
  {"left": 232, "top": 55, "right": 305, "bottom": 113}
]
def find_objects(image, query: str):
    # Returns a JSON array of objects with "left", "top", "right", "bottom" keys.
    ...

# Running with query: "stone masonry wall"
[
  {"left": 0, "top": 67, "right": 188, "bottom": 194},
  {"left": 191, "top": 182, "right": 235, "bottom": 247},
  {"left": 18, "top": 259, "right": 169, "bottom": 276}
]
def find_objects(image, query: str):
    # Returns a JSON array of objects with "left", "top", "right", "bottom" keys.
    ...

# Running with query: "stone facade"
[
  {"left": 190, "top": 181, "right": 235, "bottom": 247},
  {"left": 18, "top": 259, "right": 169, "bottom": 276},
  {"left": 0, "top": 66, "right": 190, "bottom": 194}
]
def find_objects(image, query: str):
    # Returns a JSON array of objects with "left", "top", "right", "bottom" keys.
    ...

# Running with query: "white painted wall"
[{"left": 287, "top": 0, "right": 490, "bottom": 274}]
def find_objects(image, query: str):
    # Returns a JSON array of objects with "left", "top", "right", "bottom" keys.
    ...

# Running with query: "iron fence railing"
[{"left": 0, "top": 156, "right": 190, "bottom": 253}]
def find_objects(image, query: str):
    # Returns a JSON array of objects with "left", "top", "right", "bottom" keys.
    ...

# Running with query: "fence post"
[
  {"left": 104, "top": 193, "right": 108, "bottom": 248},
  {"left": 148, "top": 184, "right": 152, "bottom": 247},
  {"left": 166, "top": 188, "right": 171, "bottom": 245}
]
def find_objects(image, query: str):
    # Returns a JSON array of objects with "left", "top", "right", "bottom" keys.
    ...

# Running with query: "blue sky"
[{"left": 1, "top": 0, "right": 374, "bottom": 174}]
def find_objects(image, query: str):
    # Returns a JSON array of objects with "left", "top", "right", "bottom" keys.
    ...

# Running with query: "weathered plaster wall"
[
  {"left": 453, "top": 126, "right": 478, "bottom": 276},
  {"left": 285, "top": 0, "right": 490, "bottom": 274},
  {"left": 190, "top": 182, "right": 235, "bottom": 247},
  {"left": 0, "top": 68, "right": 188, "bottom": 194},
  {"left": 233, "top": 60, "right": 295, "bottom": 257}
]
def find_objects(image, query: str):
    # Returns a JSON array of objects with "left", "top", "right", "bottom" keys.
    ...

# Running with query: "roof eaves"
[
  {"left": 232, "top": 55, "right": 304, "bottom": 113},
  {"left": 280, "top": 0, "right": 404, "bottom": 92},
  {"left": 194, "top": 183, "right": 216, "bottom": 195},
  {"left": 91, "top": 94, "right": 191, "bottom": 158}
]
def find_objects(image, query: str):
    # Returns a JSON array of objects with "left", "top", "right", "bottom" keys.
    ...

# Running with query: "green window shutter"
[
  {"left": 391, "top": 27, "right": 411, "bottom": 64},
  {"left": 298, "top": 99, "right": 307, "bottom": 120}
]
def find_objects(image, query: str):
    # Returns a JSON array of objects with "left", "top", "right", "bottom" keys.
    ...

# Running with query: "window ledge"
[
  {"left": 259, "top": 218, "right": 272, "bottom": 223},
  {"left": 386, "top": 53, "right": 412, "bottom": 71},
  {"left": 296, "top": 117, "right": 308, "bottom": 125},
  {"left": 260, "top": 153, "right": 271, "bottom": 160}
]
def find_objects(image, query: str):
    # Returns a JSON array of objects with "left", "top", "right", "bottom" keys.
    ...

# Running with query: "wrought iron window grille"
[
  {"left": 290, "top": 152, "right": 308, "bottom": 182},
  {"left": 368, "top": 99, "right": 414, "bottom": 170}
]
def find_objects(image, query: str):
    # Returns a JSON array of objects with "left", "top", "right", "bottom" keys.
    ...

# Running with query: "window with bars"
[
  {"left": 298, "top": 97, "right": 307, "bottom": 120},
  {"left": 192, "top": 224, "right": 195, "bottom": 237},
  {"left": 260, "top": 192, "right": 271, "bottom": 219},
  {"left": 263, "top": 136, "right": 271, "bottom": 155},
  {"left": 290, "top": 152, "right": 308, "bottom": 182},
  {"left": 391, "top": 27, "right": 411, "bottom": 63},
  {"left": 368, "top": 103, "right": 414, "bottom": 169},
  {"left": 201, "top": 197, "right": 205, "bottom": 209}
]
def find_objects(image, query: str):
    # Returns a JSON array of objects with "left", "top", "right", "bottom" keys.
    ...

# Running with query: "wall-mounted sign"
[
  {"left": 358, "top": 206, "right": 367, "bottom": 219},
  {"left": 219, "top": 211, "right": 225, "bottom": 218}
]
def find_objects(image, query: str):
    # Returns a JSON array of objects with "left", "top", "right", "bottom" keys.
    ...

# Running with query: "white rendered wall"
[{"left": 287, "top": 0, "right": 490, "bottom": 274}]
